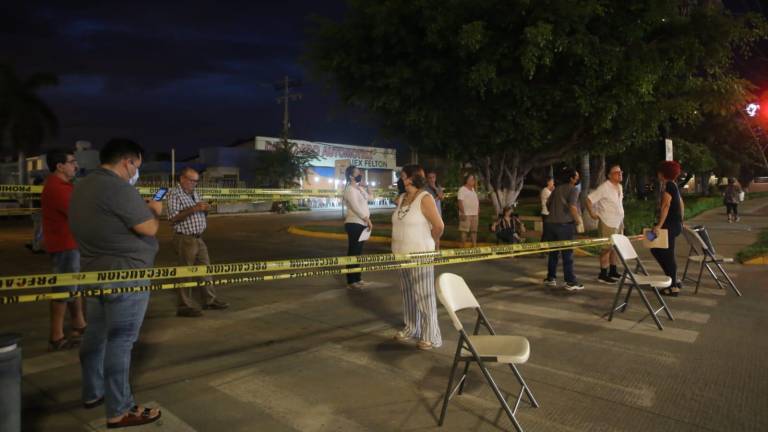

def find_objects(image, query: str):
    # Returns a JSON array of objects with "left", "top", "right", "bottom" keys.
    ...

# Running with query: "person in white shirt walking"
[
  {"left": 586, "top": 164, "right": 625, "bottom": 283},
  {"left": 343, "top": 165, "right": 373, "bottom": 289},
  {"left": 392, "top": 164, "right": 444, "bottom": 350},
  {"left": 457, "top": 174, "right": 480, "bottom": 247}
]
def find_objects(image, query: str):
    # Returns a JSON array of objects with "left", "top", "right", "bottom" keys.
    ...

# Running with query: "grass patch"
[{"left": 736, "top": 228, "right": 768, "bottom": 263}]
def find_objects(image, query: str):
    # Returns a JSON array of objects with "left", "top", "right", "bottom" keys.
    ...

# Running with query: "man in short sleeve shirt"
[
  {"left": 457, "top": 174, "right": 480, "bottom": 247},
  {"left": 41, "top": 148, "right": 87, "bottom": 350},
  {"left": 543, "top": 168, "right": 584, "bottom": 291},
  {"left": 587, "top": 164, "right": 625, "bottom": 283},
  {"left": 69, "top": 139, "right": 162, "bottom": 428},
  {"left": 166, "top": 167, "right": 228, "bottom": 317}
]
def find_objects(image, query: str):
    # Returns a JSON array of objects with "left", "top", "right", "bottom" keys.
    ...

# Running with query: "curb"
[
  {"left": 286, "top": 226, "right": 593, "bottom": 256},
  {"left": 743, "top": 255, "right": 768, "bottom": 265}
]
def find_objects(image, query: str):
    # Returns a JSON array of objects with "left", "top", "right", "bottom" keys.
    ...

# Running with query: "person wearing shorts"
[
  {"left": 41, "top": 148, "right": 87, "bottom": 351},
  {"left": 586, "top": 164, "right": 625, "bottom": 284},
  {"left": 458, "top": 174, "right": 480, "bottom": 247}
]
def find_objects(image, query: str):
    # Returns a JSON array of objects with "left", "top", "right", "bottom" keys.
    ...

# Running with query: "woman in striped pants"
[{"left": 391, "top": 164, "right": 445, "bottom": 350}]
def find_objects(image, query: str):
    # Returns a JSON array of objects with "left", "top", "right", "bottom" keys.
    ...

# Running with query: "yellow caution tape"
[
  {"left": 0, "top": 208, "right": 39, "bottom": 215},
  {"left": 0, "top": 238, "right": 617, "bottom": 291},
  {"left": 0, "top": 242, "right": 601, "bottom": 304}
]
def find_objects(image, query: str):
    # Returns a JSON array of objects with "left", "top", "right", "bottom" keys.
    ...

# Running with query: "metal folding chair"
[
  {"left": 681, "top": 226, "right": 742, "bottom": 296},
  {"left": 609, "top": 234, "right": 675, "bottom": 331},
  {"left": 436, "top": 273, "right": 539, "bottom": 432}
]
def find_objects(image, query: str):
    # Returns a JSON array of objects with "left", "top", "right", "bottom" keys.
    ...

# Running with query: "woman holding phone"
[
  {"left": 652, "top": 160, "right": 685, "bottom": 296},
  {"left": 343, "top": 165, "right": 372, "bottom": 289}
]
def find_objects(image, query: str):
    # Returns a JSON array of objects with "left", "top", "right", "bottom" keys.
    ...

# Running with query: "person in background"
[
  {"left": 392, "top": 164, "right": 444, "bottom": 350},
  {"left": 41, "top": 149, "right": 87, "bottom": 350},
  {"left": 652, "top": 160, "right": 685, "bottom": 296},
  {"left": 167, "top": 167, "right": 229, "bottom": 317},
  {"left": 425, "top": 170, "right": 445, "bottom": 216},
  {"left": 343, "top": 165, "right": 373, "bottom": 289},
  {"left": 723, "top": 177, "right": 742, "bottom": 223},
  {"left": 540, "top": 176, "right": 554, "bottom": 219},
  {"left": 69, "top": 138, "right": 162, "bottom": 428},
  {"left": 491, "top": 206, "right": 526, "bottom": 243},
  {"left": 543, "top": 168, "right": 584, "bottom": 291},
  {"left": 457, "top": 174, "right": 480, "bottom": 247},
  {"left": 586, "top": 164, "right": 625, "bottom": 284}
]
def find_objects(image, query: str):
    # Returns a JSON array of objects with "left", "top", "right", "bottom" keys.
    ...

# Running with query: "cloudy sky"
[{"left": 2, "top": 1, "right": 383, "bottom": 158}]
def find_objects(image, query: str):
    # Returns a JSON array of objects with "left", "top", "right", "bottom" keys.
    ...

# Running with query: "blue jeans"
[
  {"left": 80, "top": 286, "right": 150, "bottom": 418},
  {"left": 544, "top": 223, "right": 577, "bottom": 283},
  {"left": 51, "top": 249, "right": 80, "bottom": 303}
]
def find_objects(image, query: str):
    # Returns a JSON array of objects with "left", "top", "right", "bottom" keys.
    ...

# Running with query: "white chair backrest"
[
  {"left": 683, "top": 226, "right": 709, "bottom": 252},
  {"left": 611, "top": 234, "right": 638, "bottom": 261},
  {"left": 436, "top": 273, "right": 480, "bottom": 331}
]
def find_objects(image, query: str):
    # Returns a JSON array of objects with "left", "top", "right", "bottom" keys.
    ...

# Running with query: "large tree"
[
  {"left": 0, "top": 64, "right": 58, "bottom": 157},
  {"left": 254, "top": 139, "right": 319, "bottom": 188},
  {"left": 309, "top": 0, "right": 766, "bottom": 212}
]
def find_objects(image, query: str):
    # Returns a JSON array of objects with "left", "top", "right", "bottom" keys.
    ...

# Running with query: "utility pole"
[{"left": 275, "top": 76, "right": 303, "bottom": 141}]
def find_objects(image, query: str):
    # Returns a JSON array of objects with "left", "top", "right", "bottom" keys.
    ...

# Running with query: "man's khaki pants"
[{"left": 174, "top": 234, "right": 217, "bottom": 309}]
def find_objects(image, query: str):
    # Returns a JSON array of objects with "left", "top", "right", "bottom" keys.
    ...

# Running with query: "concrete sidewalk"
[{"left": 3, "top": 198, "right": 768, "bottom": 431}]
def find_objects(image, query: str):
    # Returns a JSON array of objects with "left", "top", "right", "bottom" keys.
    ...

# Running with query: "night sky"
[
  {"left": 2, "top": 1, "right": 383, "bottom": 158},
  {"left": 3, "top": 1, "right": 766, "bottom": 159}
]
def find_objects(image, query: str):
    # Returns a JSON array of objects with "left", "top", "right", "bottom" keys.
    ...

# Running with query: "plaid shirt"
[{"left": 167, "top": 185, "right": 207, "bottom": 235}]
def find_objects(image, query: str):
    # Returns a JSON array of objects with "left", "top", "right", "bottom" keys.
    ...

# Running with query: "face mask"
[
  {"left": 354, "top": 174, "right": 363, "bottom": 183},
  {"left": 129, "top": 167, "right": 140, "bottom": 185}
]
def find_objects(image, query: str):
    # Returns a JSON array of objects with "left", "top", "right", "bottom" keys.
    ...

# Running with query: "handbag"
[{"left": 642, "top": 228, "right": 669, "bottom": 249}]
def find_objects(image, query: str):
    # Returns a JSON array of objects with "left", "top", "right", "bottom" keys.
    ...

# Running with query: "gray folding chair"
[
  {"left": 609, "top": 234, "right": 674, "bottom": 331},
  {"left": 681, "top": 226, "right": 742, "bottom": 296},
  {"left": 436, "top": 273, "right": 539, "bottom": 432}
]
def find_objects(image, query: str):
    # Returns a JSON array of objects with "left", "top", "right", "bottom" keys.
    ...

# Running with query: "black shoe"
[
  {"left": 203, "top": 300, "right": 229, "bottom": 310},
  {"left": 176, "top": 307, "right": 203, "bottom": 317},
  {"left": 597, "top": 274, "right": 617, "bottom": 284},
  {"left": 83, "top": 397, "right": 104, "bottom": 409},
  {"left": 608, "top": 272, "right": 622, "bottom": 279}
]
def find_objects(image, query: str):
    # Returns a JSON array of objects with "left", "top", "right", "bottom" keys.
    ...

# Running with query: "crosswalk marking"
[{"left": 484, "top": 302, "right": 699, "bottom": 343}]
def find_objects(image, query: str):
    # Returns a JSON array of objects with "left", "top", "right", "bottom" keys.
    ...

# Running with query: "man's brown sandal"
[{"left": 106, "top": 406, "right": 161, "bottom": 429}]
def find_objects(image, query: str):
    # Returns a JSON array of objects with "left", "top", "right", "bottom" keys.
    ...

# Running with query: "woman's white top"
[
  {"left": 391, "top": 191, "right": 435, "bottom": 254},
  {"left": 344, "top": 184, "right": 370, "bottom": 225}
]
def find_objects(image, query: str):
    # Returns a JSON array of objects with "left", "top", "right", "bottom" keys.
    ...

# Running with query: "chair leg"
[
  {"left": 621, "top": 283, "right": 634, "bottom": 312},
  {"left": 476, "top": 361, "right": 525, "bottom": 432},
  {"left": 695, "top": 261, "right": 706, "bottom": 294},
  {"left": 608, "top": 275, "right": 627, "bottom": 321},
  {"left": 651, "top": 286, "right": 674, "bottom": 320},
  {"left": 438, "top": 343, "right": 464, "bottom": 426},
  {"left": 508, "top": 364, "right": 539, "bottom": 408},
  {"left": 457, "top": 361, "right": 471, "bottom": 395},
  {"left": 715, "top": 262, "right": 742, "bottom": 296},
  {"left": 682, "top": 257, "right": 691, "bottom": 282},
  {"left": 704, "top": 262, "right": 725, "bottom": 290},
  {"left": 636, "top": 286, "right": 664, "bottom": 330}
]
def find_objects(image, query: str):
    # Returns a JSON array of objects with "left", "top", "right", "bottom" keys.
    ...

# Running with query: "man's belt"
[{"left": 175, "top": 232, "right": 203, "bottom": 238}]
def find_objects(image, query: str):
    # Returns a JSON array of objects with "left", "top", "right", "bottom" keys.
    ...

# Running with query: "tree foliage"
[
  {"left": 308, "top": 0, "right": 766, "bottom": 210},
  {"left": 255, "top": 139, "right": 319, "bottom": 188},
  {"left": 0, "top": 64, "right": 59, "bottom": 157}
]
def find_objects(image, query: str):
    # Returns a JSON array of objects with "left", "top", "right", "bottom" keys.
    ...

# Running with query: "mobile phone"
[
  {"left": 645, "top": 230, "right": 657, "bottom": 241},
  {"left": 152, "top": 187, "right": 168, "bottom": 201}
]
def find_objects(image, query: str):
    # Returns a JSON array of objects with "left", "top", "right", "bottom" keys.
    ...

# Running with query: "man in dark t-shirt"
[
  {"left": 543, "top": 168, "right": 585, "bottom": 291},
  {"left": 69, "top": 139, "right": 163, "bottom": 428}
]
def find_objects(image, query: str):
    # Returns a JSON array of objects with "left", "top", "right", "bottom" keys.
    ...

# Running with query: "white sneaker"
[
  {"left": 543, "top": 278, "right": 557, "bottom": 287},
  {"left": 347, "top": 282, "right": 363, "bottom": 290},
  {"left": 564, "top": 281, "right": 585, "bottom": 291}
]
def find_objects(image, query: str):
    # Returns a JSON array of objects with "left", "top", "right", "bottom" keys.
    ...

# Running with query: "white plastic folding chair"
[
  {"left": 436, "top": 273, "right": 539, "bottom": 432},
  {"left": 609, "top": 234, "right": 675, "bottom": 331},
  {"left": 681, "top": 226, "right": 742, "bottom": 296}
]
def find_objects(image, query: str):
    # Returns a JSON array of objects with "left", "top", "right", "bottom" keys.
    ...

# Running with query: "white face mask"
[{"left": 129, "top": 167, "right": 140, "bottom": 185}]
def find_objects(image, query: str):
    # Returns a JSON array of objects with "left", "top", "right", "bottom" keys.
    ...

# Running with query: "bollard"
[{"left": 0, "top": 333, "right": 22, "bottom": 432}]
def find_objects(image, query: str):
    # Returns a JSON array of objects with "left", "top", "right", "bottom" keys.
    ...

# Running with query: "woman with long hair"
[
  {"left": 652, "top": 160, "right": 685, "bottom": 296},
  {"left": 391, "top": 164, "right": 445, "bottom": 350}
]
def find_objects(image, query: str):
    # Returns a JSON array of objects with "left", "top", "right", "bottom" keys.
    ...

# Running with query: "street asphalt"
[{"left": 0, "top": 198, "right": 766, "bottom": 431}]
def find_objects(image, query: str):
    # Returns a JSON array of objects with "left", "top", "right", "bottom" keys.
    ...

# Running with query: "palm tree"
[{"left": 0, "top": 64, "right": 59, "bottom": 158}]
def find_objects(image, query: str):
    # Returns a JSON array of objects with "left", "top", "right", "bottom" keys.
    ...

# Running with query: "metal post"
[
  {"left": 0, "top": 333, "right": 22, "bottom": 432},
  {"left": 171, "top": 148, "right": 176, "bottom": 188}
]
